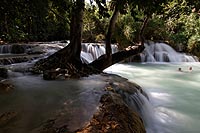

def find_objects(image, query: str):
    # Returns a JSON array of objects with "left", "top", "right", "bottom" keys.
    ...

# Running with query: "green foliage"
[
  {"left": 187, "top": 35, "right": 200, "bottom": 57},
  {"left": 83, "top": 4, "right": 109, "bottom": 42},
  {"left": 0, "top": 0, "right": 199, "bottom": 59},
  {"left": 163, "top": 0, "right": 200, "bottom": 52},
  {"left": 114, "top": 13, "right": 139, "bottom": 47},
  {"left": 144, "top": 15, "right": 168, "bottom": 41},
  {"left": 0, "top": 0, "right": 70, "bottom": 42}
]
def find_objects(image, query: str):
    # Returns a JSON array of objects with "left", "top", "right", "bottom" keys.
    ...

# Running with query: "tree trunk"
[
  {"left": 103, "top": 7, "right": 119, "bottom": 69},
  {"left": 33, "top": 1, "right": 146, "bottom": 79},
  {"left": 88, "top": 16, "right": 149, "bottom": 71},
  {"left": 105, "top": 8, "right": 120, "bottom": 57},
  {"left": 33, "top": 0, "right": 85, "bottom": 72},
  {"left": 88, "top": 15, "right": 148, "bottom": 71},
  {"left": 138, "top": 16, "right": 149, "bottom": 45},
  {"left": 68, "top": 0, "right": 84, "bottom": 68},
  {"left": 89, "top": 44, "right": 145, "bottom": 71}
]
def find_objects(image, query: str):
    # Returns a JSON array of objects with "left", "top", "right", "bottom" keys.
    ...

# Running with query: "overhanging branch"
[{"left": 89, "top": 44, "right": 145, "bottom": 71}]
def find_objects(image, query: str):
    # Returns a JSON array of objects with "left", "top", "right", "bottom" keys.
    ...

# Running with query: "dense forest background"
[{"left": 0, "top": 0, "right": 200, "bottom": 57}]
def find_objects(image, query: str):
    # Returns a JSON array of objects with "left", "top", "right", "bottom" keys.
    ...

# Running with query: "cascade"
[
  {"left": 117, "top": 89, "right": 156, "bottom": 132},
  {"left": 81, "top": 41, "right": 198, "bottom": 63},
  {"left": 140, "top": 42, "right": 198, "bottom": 62},
  {"left": 0, "top": 43, "right": 68, "bottom": 54},
  {"left": 0, "top": 42, "right": 119, "bottom": 65},
  {"left": 1, "top": 41, "right": 198, "bottom": 65},
  {"left": 81, "top": 43, "right": 118, "bottom": 63},
  {"left": 0, "top": 42, "right": 68, "bottom": 65},
  {"left": 0, "top": 45, "right": 12, "bottom": 53}
]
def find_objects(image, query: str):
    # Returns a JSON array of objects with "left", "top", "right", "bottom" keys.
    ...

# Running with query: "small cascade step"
[
  {"left": 140, "top": 42, "right": 198, "bottom": 62},
  {"left": 0, "top": 54, "right": 42, "bottom": 65}
]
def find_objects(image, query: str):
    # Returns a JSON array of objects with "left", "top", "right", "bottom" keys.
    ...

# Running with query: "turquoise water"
[{"left": 105, "top": 62, "right": 200, "bottom": 133}]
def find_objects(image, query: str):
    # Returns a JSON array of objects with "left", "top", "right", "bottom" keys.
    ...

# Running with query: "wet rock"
[
  {"left": 0, "top": 67, "right": 8, "bottom": 78},
  {"left": 0, "top": 80, "right": 14, "bottom": 93},
  {"left": 26, "top": 46, "right": 46, "bottom": 55},
  {"left": 31, "top": 118, "right": 70, "bottom": 133},
  {"left": 102, "top": 73, "right": 149, "bottom": 100},
  {"left": 0, "top": 112, "right": 17, "bottom": 127},
  {"left": 43, "top": 68, "right": 69, "bottom": 80},
  {"left": 76, "top": 93, "right": 146, "bottom": 133},
  {"left": 11, "top": 44, "right": 25, "bottom": 54}
]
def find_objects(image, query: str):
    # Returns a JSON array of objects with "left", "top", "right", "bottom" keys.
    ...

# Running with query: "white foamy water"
[
  {"left": 140, "top": 42, "right": 198, "bottom": 62},
  {"left": 104, "top": 62, "right": 200, "bottom": 133},
  {"left": 81, "top": 43, "right": 118, "bottom": 63}
]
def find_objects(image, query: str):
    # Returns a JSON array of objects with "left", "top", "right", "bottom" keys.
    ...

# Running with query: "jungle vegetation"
[{"left": 0, "top": 0, "right": 199, "bottom": 57}]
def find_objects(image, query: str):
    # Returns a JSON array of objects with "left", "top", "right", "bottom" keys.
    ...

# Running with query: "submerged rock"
[
  {"left": 76, "top": 93, "right": 146, "bottom": 133},
  {"left": 0, "top": 112, "right": 18, "bottom": 127},
  {"left": 32, "top": 118, "right": 69, "bottom": 133},
  {"left": 0, "top": 80, "right": 14, "bottom": 93}
]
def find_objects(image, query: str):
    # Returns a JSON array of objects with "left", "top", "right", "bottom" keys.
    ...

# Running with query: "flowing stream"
[
  {"left": 105, "top": 62, "right": 200, "bottom": 133},
  {"left": 1, "top": 41, "right": 199, "bottom": 133}
]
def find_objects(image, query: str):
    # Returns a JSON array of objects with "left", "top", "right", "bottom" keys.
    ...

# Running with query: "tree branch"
[{"left": 89, "top": 44, "right": 145, "bottom": 71}]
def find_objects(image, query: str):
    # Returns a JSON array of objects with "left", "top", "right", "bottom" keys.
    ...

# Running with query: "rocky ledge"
[
  {"left": 36, "top": 74, "right": 146, "bottom": 133},
  {"left": 36, "top": 93, "right": 146, "bottom": 133},
  {"left": 76, "top": 93, "right": 146, "bottom": 133}
]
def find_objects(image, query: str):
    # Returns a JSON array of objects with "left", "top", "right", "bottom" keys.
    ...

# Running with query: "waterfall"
[
  {"left": 141, "top": 42, "right": 198, "bottom": 62},
  {"left": 81, "top": 43, "right": 118, "bottom": 63},
  {"left": 0, "top": 42, "right": 118, "bottom": 65},
  {"left": 0, "top": 42, "right": 68, "bottom": 65},
  {"left": 104, "top": 65, "right": 158, "bottom": 132},
  {"left": 0, "top": 43, "right": 68, "bottom": 54},
  {"left": 1, "top": 41, "right": 198, "bottom": 65},
  {"left": 0, "top": 45, "right": 12, "bottom": 53},
  {"left": 127, "top": 93, "right": 157, "bottom": 133},
  {"left": 81, "top": 41, "right": 198, "bottom": 63},
  {"left": 115, "top": 86, "right": 157, "bottom": 133}
]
